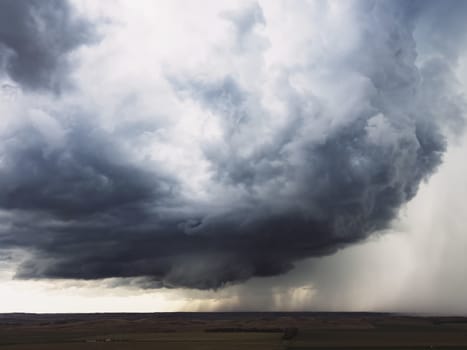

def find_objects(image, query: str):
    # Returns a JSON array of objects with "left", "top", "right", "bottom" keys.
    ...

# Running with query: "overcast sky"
[{"left": 0, "top": 0, "right": 466, "bottom": 313}]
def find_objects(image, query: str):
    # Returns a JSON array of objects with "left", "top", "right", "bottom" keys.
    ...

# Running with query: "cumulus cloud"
[{"left": 0, "top": 0, "right": 465, "bottom": 291}]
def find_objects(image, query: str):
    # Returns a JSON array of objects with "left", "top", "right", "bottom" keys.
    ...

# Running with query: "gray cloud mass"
[
  {"left": 0, "top": 0, "right": 465, "bottom": 290},
  {"left": 0, "top": 0, "right": 95, "bottom": 91}
]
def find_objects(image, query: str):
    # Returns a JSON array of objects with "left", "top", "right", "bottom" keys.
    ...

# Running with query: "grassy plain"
[{"left": 1, "top": 312, "right": 467, "bottom": 349}]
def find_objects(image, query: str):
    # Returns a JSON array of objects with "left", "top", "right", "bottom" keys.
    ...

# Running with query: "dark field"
[{"left": 1, "top": 312, "right": 467, "bottom": 349}]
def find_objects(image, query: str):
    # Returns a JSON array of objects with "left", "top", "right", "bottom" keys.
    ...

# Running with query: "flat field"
[{"left": 1, "top": 312, "right": 467, "bottom": 349}]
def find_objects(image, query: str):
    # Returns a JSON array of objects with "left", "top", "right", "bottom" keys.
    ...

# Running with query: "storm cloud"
[
  {"left": 0, "top": 0, "right": 465, "bottom": 290},
  {"left": 0, "top": 0, "right": 95, "bottom": 91}
]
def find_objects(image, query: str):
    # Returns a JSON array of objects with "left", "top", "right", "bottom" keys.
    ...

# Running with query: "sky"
[{"left": 0, "top": 0, "right": 466, "bottom": 313}]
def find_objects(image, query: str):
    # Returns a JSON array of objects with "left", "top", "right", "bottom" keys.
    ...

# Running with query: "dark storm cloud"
[
  {"left": 0, "top": 1, "right": 465, "bottom": 290},
  {"left": 0, "top": 120, "right": 176, "bottom": 218},
  {"left": 0, "top": 0, "right": 95, "bottom": 91}
]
